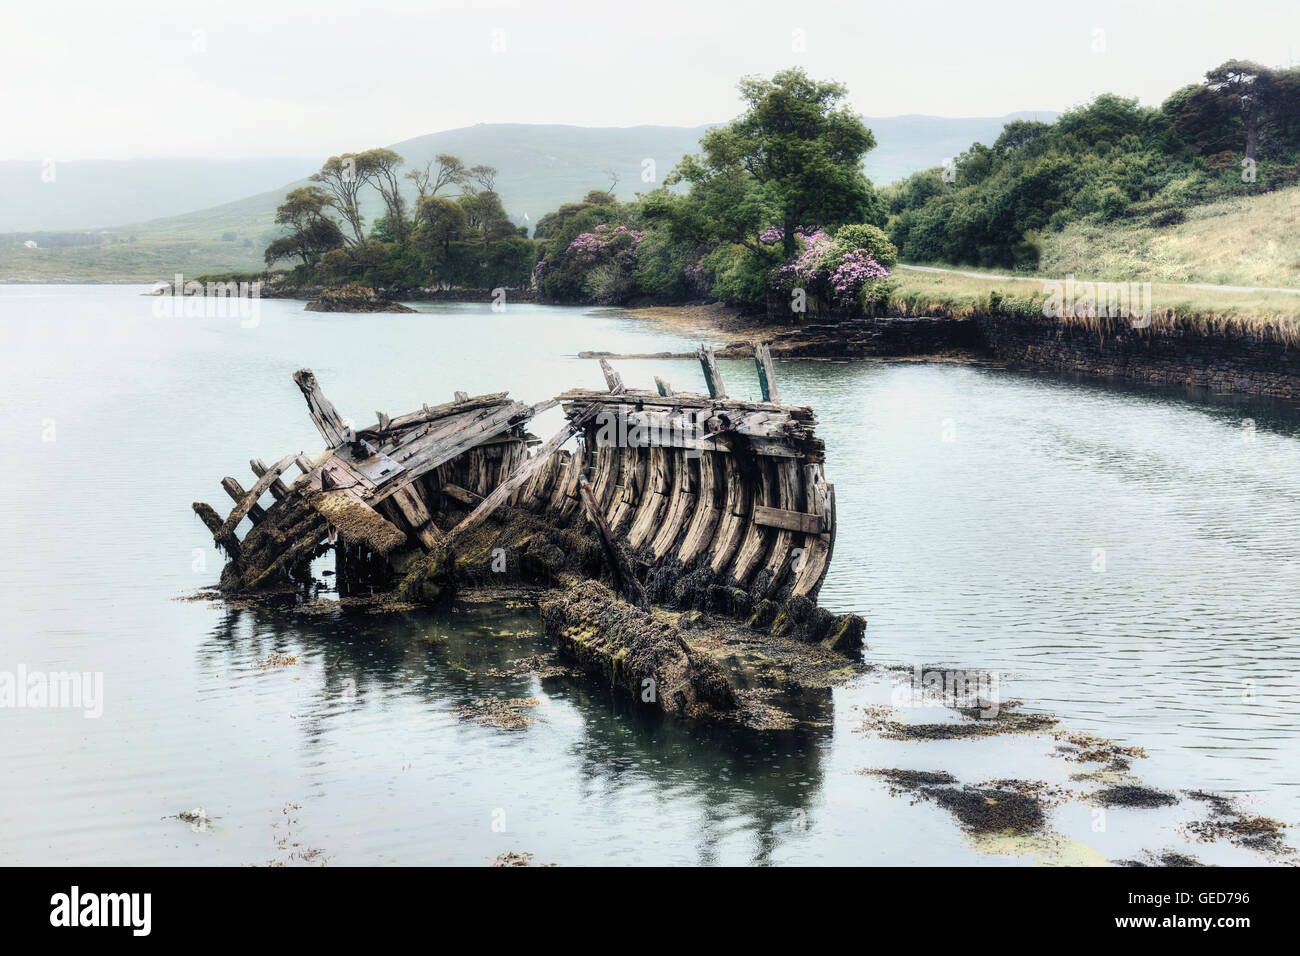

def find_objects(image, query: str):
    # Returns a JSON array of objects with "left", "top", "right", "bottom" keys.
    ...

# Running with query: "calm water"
[{"left": 2, "top": 285, "right": 1298, "bottom": 866}]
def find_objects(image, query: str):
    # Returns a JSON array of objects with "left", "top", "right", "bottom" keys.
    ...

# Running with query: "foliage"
[{"left": 885, "top": 60, "right": 1300, "bottom": 269}]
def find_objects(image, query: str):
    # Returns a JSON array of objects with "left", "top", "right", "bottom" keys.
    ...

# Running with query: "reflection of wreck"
[{"left": 195, "top": 346, "right": 864, "bottom": 724}]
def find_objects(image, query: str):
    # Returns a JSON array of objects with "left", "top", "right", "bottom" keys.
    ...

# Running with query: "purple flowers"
[
  {"left": 828, "top": 250, "right": 889, "bottom": 305},
  {"left": 767, "top": 228, "right": 890, "bottom": 310}
]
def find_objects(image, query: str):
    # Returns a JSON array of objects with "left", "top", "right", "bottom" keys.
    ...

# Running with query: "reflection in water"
[{"left": 198, "top": 600, "right": 830, "bottom": 866}]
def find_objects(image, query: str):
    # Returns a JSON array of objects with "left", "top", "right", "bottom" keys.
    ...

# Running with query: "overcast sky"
[{"left": 3, "top": 0, "right": 1296, "bottom": 160}]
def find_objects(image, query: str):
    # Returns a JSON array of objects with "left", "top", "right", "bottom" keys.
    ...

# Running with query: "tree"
[
  {"left": 467, "top": 164, "right": 498, "bottom": 193},
  {"left": 311, "top": 155, "right": 367, "bottom": 245},
  {"left": 265, "top": 187, "right": 345, "bottom": 267},
  {"left": 407, "top": 153, "right": 466, "bottom": 203},
  {"left": 414, "top": 195, "right": 468, "bottom": 253},
  {"left": 692, "top": 68, "right": 881, "bottom": 258},
  {"left": 357, "top": 148, "right": 409, "bottom": 245}
]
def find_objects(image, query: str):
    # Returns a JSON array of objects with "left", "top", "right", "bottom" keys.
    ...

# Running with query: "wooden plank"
[
  {"left": 454, "top": 390, "right": 469, "bottom": 403},
  {"left": 599, "top": 358, "right": 623, "bottom": 392},
  {"left": 292, "top": 369, "right": 353, "bottom": 447},
  {"left": 654, "top": 377, "right": 674, "bottom": 397},
  {"left": 218, "top": 453, "right": 298, "bottom": 539},
  {"left": 441, "top": 482, "right": 483, "bottom": 506},
  {"left": 579, "top": 475, "right": 642, "bottom": 605},
  {"left": 222, "top": 477, "right": 267, "bottom": 524},
  {"left": 447, "top": 397, "right": 614, "bottom": 540},
  {"left": 753, "top": 341, "right": 780, "bottom": 404},
  {"left": 753, "top": 504, "right": 822, "bottom": 534},
  {"left": 557, "top": 388, "right": 813, "bottom": 421},
  {"left": 698, "top": 346, "right": 727, "bottom": 399},
  {"left": 250, "top": 458, "right": 290, "bottom": 501},
  {"left": 369, "top": 400, "right": 538, "bottom": 504}
]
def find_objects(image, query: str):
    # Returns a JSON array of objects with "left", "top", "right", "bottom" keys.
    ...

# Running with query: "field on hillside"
[{"left": 1038, "top": 188, "right": 1300, "bottom": 289}]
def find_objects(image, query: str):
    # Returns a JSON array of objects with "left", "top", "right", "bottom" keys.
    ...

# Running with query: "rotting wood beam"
[
  {"left": 217, "top": 453, "right": 298, "bottom": 540},
  {"left": 193, "top": 501, "right": 240, "bottom": 559},
  {"left": 448, "top": 388, "right": 620, "bottom": 541},
  {"left": 250, "top": 458, "right": 290, "bottom": 501},
  {"left": 292, "top": 369, "right": 353, "bottom": 447},
  {"left": 579, "top": 475, "right": 642, "bottom": 606},
  {"left": 698, "top": 346, "right": 727, "bottom": 400},
  {"left": 222, "top": 477, "right": 267, "bottom": 525},
  {"left": 753, "top": 503, "right": 823, "bottom": 535},
  {"left": 753, "top": 341, "right": 780, "bottom": 404},
  {"left": 599, "top": 358, "right": 623, "bottom": 392}
]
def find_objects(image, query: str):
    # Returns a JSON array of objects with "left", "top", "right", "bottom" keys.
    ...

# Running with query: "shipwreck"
[{"left": 194, "top": 346, "right": 865, "bottom": 726}]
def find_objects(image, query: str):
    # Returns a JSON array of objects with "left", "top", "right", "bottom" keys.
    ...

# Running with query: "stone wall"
[{"left": 973, "top": 315, "right": 1300, "bottom": 399}]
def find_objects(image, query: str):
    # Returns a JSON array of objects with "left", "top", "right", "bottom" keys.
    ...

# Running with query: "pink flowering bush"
[
  {"left": 766, "top": 222, "right": 897, "bottom": 312},
  {"left": 536, "top": 223, "right": 647, "bottom": 302}
]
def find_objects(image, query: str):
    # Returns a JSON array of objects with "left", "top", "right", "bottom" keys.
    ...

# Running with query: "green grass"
[
  {"left": 887, "top": 268, "right": 1300, "bottom": 342},
  {"left": 1038, "top": 188, "right": 1300, "bottom": 288}
]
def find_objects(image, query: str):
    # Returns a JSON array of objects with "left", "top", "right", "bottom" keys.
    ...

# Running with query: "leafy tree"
[
  {"left": 310, "top": 155, "right": 368, "bottom": 245},
  {"left": 264, "top": 186, "right": 344, "bottom": 266},
  {"left": 690, "top": 68, "right": 883, "bottom": 258},
  {"left": 407, "top": 154, "right": 466, "bottom": 203}
]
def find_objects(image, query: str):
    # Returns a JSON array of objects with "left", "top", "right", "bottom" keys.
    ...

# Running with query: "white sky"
[{"left": 2, "top": 0, "right": 1296, "bottom": 160}]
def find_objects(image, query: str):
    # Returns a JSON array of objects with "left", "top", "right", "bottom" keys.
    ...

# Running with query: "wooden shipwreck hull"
[
  {"left": 195, "top": 347, "right": 863, "bottom": 723},
  {"left": 196, "top": 348, "right": 837, "bottom": 609}
]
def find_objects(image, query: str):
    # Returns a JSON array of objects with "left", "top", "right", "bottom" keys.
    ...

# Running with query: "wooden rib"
[
  {"left": 552, "top": 447, "right": 586, "bottom": 522},
  {"left": 606, "top": 445, "right": 644, "bottom": 535},
  {"left": 723, "top": 457, "right": 778, "bottom": 588},
  {"left": 707, "top": 451, "right": 751, "bottom": 576},
  {"left": 627, "top": 445, "right": 673, "bottom": 550},
  {"left": 650, "top": 448, "right": 699, "bottom": 560},
  {"left": 677, "top": 450, "right": 724, "bottom": 566},
  {"left": 588, "top": 435, "right": 623, "bottom": 514},
  {"left": 758, "top": 458, "right": 801, "bottom": 598},
  {"left": 791, "top": 464, "right": 835, "bottom": 600}
]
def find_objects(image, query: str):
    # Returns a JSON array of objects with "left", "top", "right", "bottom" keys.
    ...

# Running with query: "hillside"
[
  {"left": 0, "top": 158, "right": 316, "bottom": 232},
  {"left": 0, "top": 115, "right": 1054, "bottom": 282},
  {"left": 1038, "top": 187, "right": 1300, "bottom": 288}
]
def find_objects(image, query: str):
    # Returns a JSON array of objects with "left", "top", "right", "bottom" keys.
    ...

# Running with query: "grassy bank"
[{"left": 885, "top": 267, "right": 1300, "bottom": 342}]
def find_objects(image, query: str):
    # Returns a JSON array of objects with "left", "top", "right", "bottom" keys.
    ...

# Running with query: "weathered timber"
[
  {"left": 754, "top": 341, "right": 780, "bottom": 404},
  {"left": 698, "top": 346, "right": 727, "bottom": 399},
  {"left": 448, "top": 399, "right": 610, "bottom": 540},
  {"left": 293, "top": 369, "right": 353, "bottom": 446},
  {"left": 752, "top": 504, "right": 823, "bottom": 535}
]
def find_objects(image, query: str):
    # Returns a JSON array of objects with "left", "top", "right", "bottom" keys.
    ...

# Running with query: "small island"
[{"left": 304, "top": 282, "right": 416, "bottom": 313}]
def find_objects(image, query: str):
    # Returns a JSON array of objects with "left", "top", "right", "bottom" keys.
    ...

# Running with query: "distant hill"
[
  {"left": 0, "top": 158, "right": 317, "bottom": 232},
  {"left": 0, "top": 115, "right": 1057, "bottom": 281}
]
